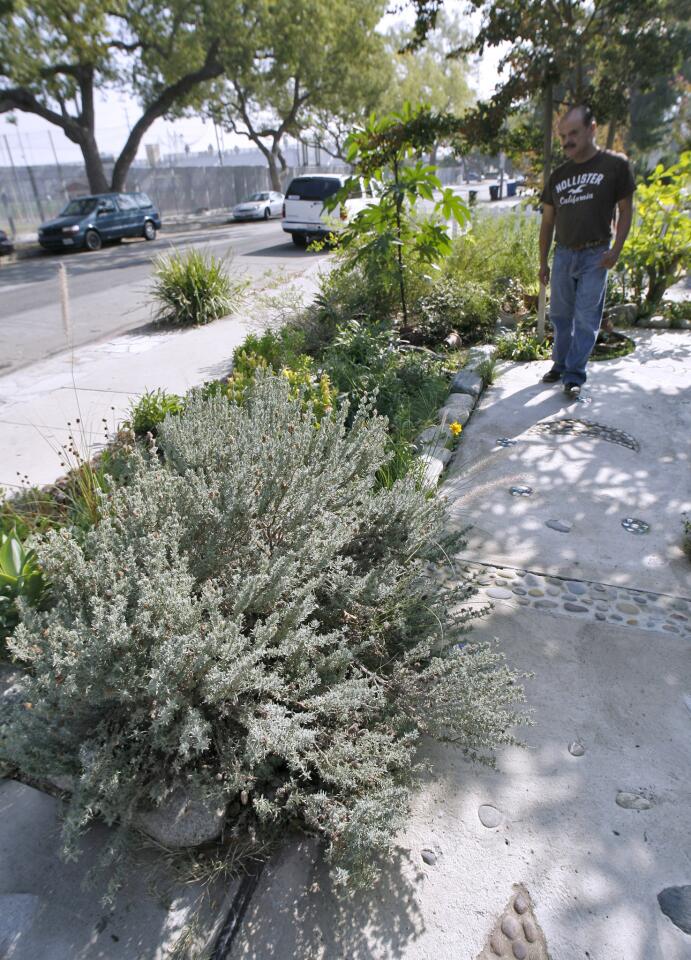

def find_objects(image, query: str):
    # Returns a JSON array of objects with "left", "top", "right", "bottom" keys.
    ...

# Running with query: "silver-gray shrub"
[{"left": 3, "top": 374, "right": 527, "bottom": 884}]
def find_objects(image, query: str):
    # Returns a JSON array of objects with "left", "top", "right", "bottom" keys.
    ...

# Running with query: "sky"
[{"left": 0, "top": 4, "right": 506, "bottom": 168}]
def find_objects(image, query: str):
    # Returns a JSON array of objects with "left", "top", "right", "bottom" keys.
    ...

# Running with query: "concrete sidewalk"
[
  {"left": 227, "top": 330, "right": 691, "bottom": 960},
  {"left": 0, "top": 257, "right": 325, "bottom": 492}
]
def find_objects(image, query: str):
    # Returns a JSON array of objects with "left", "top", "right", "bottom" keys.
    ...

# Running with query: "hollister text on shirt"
[{"left": 541, "top": 150, "right": 635, "bottom": 250}]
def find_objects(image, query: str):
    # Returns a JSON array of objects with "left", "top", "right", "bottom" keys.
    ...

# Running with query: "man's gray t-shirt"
[{"left": 541, "top": 150, "right": 635, "bottom": 249}]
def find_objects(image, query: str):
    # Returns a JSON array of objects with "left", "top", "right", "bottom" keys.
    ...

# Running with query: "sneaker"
[
  {"left": 541, "top": 367, "right": 562, "bottom": 383},
  {"left": 564, "top": 382, "right": 581, "bottom": 398}
]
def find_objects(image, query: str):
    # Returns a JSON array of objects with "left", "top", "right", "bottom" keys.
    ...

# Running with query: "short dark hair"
[{"left": 564, "top": 104, "right": 595, "bottom": 127}]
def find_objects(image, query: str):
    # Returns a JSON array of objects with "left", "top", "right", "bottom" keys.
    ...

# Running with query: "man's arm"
[
  {"left": 599, "top": 194, "right": 633, "bottom": 269},
  {"left": 539, "top": 203, "right": 555, "bottom": 285}
]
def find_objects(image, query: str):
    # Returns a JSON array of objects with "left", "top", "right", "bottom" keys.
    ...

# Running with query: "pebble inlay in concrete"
[
  {"left": 478, "top": 885, "right": 549, "bottom": 960},
  {"left": 509, "top": 485, "right": 533, "bottom": 497},
  {"left": 496, "top": 438, "right": 518, "bottom": 447},
  {"left": 621, "top": 517, "right": 650, "bottom": 535},
  {"left": 458, "top": 562, "right": 691, "bottom": 640},
  {"left": 532, "top": 417, "right": 640, "bottom": 451}
]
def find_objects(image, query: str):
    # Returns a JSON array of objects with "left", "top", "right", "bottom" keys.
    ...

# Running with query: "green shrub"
[
  {"left": 225, "top": 352, "right": 336, "bottom": 422},
  {"left": 445, "top": 211, "right": 540, "bottom": 295},
  {"left": 128, "top": 388, "right": 185, "bottom": 436},
  {"left": 495, "top": 328, "right": 551, "bottom": 362},
  {"left": 150, "top": 248, "right": 247, "bottom": 327},
  {"left": 620, "top": 152, "right": 691, "bottom": 306},
  {"left": 3, "top": 375, "right": 527, "bottom": 887},
  {"left": 412, "top": 278, "right": 499, "bottom": 345},
  {"left": 0, "top": 530, "right": 45, "bottom": 650}
]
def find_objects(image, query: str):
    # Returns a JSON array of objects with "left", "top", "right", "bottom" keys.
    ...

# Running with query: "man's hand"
[
  {"left": 599, "top": 248, "right": 620, "bottom": 270},
  {"left": 539, "top": 262, "right": 550, "bottom": 286}
]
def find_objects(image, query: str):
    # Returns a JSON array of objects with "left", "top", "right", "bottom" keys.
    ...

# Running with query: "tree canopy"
[
  {"left": 0, "top": 0, "right": 247, "bottom": 191},
  {"left": 205, "top": 0, "right": 390, "bottom": 189}
]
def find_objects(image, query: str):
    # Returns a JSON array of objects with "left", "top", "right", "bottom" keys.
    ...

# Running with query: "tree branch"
[{"left": 110, "top": 40, "right": 224, "bottom": 189}]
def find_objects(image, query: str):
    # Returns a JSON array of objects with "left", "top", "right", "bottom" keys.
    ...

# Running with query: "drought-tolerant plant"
[
  {"left": 226, "top": 350, "right": 336, "bottom": 422},
  {"left": 620, "top": 152, "right": 691, "bottom": 307},
  {"left": 0, "top": 530, "right": 45, "bottom": 648},
  {"left": 128, "top": 388, "right": 185, "bottom": 436},
  {"left": 495, "top": 327, "right": 552, "bottom": 362},
  {"left": 445, "top": 211, "right": 540, "bottom": 295},
  {"left": 475, "top": 357, "right": 498, "bottom": 387},
  {"left": 150, "top": 248, "right": 248, "bottom": 327},
  {"left": 412, "top": 278, "right": 499, "bottom": 346},
  {"left": 3, "top": 375, "right": 527, "bottom": 888}
]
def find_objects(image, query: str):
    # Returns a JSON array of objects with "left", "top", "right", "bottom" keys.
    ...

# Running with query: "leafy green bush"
[
  {"left": 495, "top": 327, "right": 551, "bottom": 362},
  {"left": 3, "top": 375, "right": 527, "bottom": 887},
  {"left": 150, "top": 248, "right": 247, "bottom": 327},
  {"left": 0, "top": 530, "right": 45, "bottom": 649},
  {"left": 620, "top": 152, "right": 690, "bottom": 306},
  {"left": 412, "top": 278, "right": 499, "bottom": 345},
  {"left": 445, "top": 211, "right": 540, "bottom": 295},
  {"left": 128, "top": 388, "right": 184, "bottom": 436}
]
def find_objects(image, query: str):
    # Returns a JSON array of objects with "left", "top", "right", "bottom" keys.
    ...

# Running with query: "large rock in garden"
[
  {"left": 438, "top": 393, "right": 475, "bottom": 426},
  {"left": 450, "top": 369, "right": 483, "bottom": 398},
  {"left": 607, "top": 303, "right": 639, "bottom": 326},
  {"left": 643, "top": 314, "right": 670, "bottom": 329},
  {"left": 133, "top": 788, "right": 226, "bottom": 848},
  {"left": 466, "top": 344, "right": 497, "bottom": 369},
  {"left": 415, "top": 425, "right": 448, "bottom": 453}
]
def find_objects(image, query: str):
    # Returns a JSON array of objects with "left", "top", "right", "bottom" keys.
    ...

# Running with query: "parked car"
[
  {"left": 37, "top": 192, "right": 162, "bottom": 252},
  {"left": 0, "top": 228, "right": 13, "bottom": 256},
  {"left": 231, "top": 191, "right": 284, "bottom": 221},
  {"left": 281, "top": 174, "right": 377, "bottom": 246}
]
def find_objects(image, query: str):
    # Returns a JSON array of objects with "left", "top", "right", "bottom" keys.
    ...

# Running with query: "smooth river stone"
[
  {"left": 522, "top": 919, "right": 538, "bottom": 943},
  {"left": 512, "top": 944, "right": 527, "bottom": 960},
  {"left": 616, "top": 601, "right": 640, "bottom": 615},
  {"left": 501, "top": 916, "right": 521, "bottom": 939},
  {"left": 512, "top": 587, "right": 528, "bottom": 596},
  {"left": 657, "top": 885, "right": 691, "bottom": 935},
  {"left": 616, "top": 791, "right": 653, "bottom": 811},
  {"left": 545, "top": 519, "right": 572, "bottom": 532},
  {"left": 513, "top": 893, "right": 529, "bottom": 915},
  {"left": 478, "top": 804, "right": 502, "bottom": 828},
  {"left": 489, "top": 933, "right": 504, "bottom": 956},
  {"left": 487, "top": 587, "right": 513, "bottom": 600},
  {"left": 528, "top": 588, "right": 544, "bottom": 597},
  {"left": 565, "top": 581, "right": 587, "bottom": 595},
  {"left": 421, "top": 848, "right": 437, "bottom": 865},
  {"left": 568, "top": 740, "right": 585, "bottom": 757},
  {"left": 564, "top": 602, "right": 589, "bottom": 613}
]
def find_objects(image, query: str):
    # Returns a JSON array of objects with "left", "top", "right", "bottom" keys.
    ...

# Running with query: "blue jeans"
[{"left": 549, "top": 244, "right": 609, "bottom": 386}]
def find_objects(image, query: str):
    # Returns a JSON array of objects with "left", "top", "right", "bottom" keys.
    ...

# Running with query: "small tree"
[{"left": 327, "top": 104, "right": 470, "bottom": 324}]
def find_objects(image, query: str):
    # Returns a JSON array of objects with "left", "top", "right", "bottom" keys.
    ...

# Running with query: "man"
[{"left": 539, "top": 105, "right": 635, "bottom": 398}]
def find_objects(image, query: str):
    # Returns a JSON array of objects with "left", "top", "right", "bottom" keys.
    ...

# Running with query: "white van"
[{"left": 281, "top": 174, "right": 376, "bottom": 246}]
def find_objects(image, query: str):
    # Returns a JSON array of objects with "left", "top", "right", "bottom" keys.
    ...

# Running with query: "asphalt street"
[{"left": 0, "top": 219, "right": 328, "bottom": 375}]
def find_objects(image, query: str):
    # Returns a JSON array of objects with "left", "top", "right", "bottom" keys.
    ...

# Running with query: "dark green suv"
[{"left": 38, "top": 192, "right": 162, "bottom": 252}]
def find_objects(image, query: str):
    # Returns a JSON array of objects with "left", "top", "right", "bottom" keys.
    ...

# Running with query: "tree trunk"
[
  {"left": 606, "top": 120, "right": 616, "bottom": 149},
  {"left": 80, "top": 133, "right": 109, "bottom": 194},
  {"left": 264, "top": 149, "right": 281, "bottom": 191},
  {"left": 542, "top": 82, "right": 553, "bottom": 189}
]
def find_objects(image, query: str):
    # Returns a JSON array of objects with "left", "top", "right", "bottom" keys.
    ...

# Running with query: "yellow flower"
[{"left": 449, "top": 421, "right": 463, "bottom": 437}]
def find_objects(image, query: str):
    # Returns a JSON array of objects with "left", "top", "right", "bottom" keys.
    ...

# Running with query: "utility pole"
[
  {"left": 16, "top": 128, "right": 46, "bottom": 222},
  {"left": 48, "top": 130, "right": 69, "bottom": 202},
  {"left": 537, "top": 83, "right": 553, "bottom": 342},
  {"left": 3, "top": 134, "right": 22, "bottom": 235}
]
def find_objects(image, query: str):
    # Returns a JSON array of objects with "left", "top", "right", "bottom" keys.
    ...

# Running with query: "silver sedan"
[{"left": 231, "top": 191, "right": 284, "bottom": 221}]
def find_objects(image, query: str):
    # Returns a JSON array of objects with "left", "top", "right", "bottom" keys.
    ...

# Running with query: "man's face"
[{"left": 558, "top": 112, "right": 596, "bottom": 160}]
